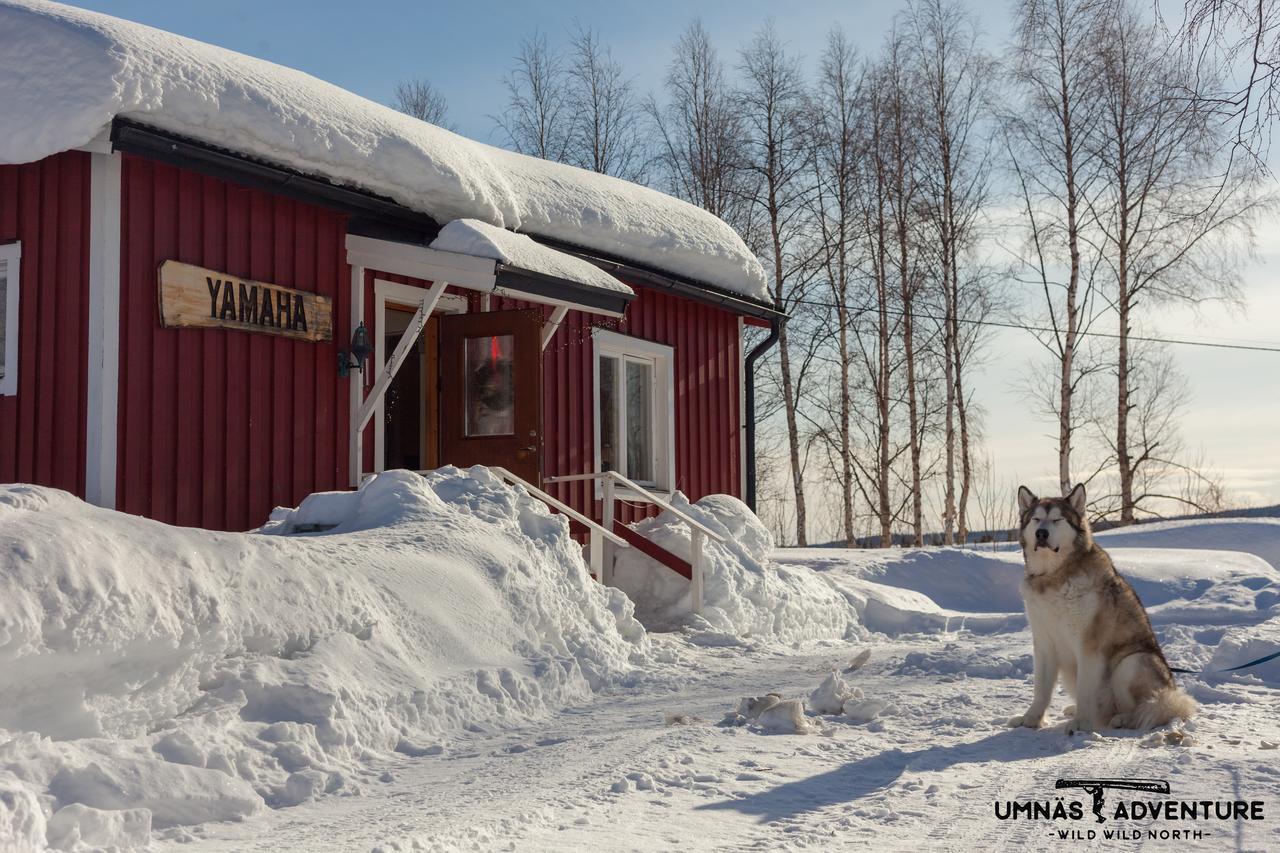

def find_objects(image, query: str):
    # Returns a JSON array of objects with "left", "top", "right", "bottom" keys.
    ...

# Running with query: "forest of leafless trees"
[{"left": 395, "top": 0, "right": 1268, "bottom": 546}]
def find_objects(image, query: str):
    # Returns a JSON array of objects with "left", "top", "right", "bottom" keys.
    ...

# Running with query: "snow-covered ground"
[{"left": 2, "top": 475, "right": 1279, "bottom": 851}]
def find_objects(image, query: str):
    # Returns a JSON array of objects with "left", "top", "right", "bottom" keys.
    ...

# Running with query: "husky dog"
[{"left": 1009, "top": 484, "right": 1195, "bottom": 732}]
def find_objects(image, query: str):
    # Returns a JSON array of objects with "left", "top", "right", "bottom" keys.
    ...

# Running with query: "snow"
[
  {"left": 3, "top": 475, "right": 1279, "bottom": 849},
  {"left": 610, "top": 493, "right": 863, "bottom": 643},
  {"left": 0, "top": 468, "right": 649, "bottom": 849},
  {"left": 430, "top": 219, "right": 634, "bottom": 296},
  {"left": 0, "top": 0, "right": 768, "bottom": 302}
]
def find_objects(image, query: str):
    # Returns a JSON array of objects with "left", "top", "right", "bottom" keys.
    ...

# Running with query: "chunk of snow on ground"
[
  {"left": 842, "top": 698, "right": 897, "bottom": 723},
  {"left": 808, "top": 672, "right": 863, "bottom": 715},
  {"left": 611, "top": 493, "right": 862, "bottom": 642},
  {"left": 0, "top": 1, "right": 767, "bottom": 301},
  {"left": 723, "top": 695, "right": 811, "bottom": 734},
  {"left": 0, "top": 467, "right": 649, "bottom": 848}
]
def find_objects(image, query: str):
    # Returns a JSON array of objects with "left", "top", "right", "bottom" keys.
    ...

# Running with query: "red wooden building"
[{"left": 0, "top": 3, "right": 781, "bottom": 541}]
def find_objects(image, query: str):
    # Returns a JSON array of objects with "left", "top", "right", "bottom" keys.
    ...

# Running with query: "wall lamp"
[{"left": 338, "top": 321, "right": 372, "bottom": 378}]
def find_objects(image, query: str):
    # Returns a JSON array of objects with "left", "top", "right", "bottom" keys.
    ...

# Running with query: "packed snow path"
[{"left": 156, "top": 631, "right": 1280, "bottom": 852}]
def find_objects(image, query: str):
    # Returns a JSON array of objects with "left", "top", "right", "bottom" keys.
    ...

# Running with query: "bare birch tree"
[
  {"left": 566, "top": 25, "right": 647, "bottom": 181},
  {"left": 647, "top": 20, "right": 747, "bottom": 224},
  {"left": 811, "top": 28, "right": 864, "bottom": 546},
  {"left": 496, "top": 32, "right": 573, "bottom": 162},
  {"left": 393, "top": 77, "right": 452, "bottom": 128},
  {"left": 1179, "top": 0, "right": 1280, "bottom": 158},
  {"left": 737, "top": 22, "right": 818, "bottom": 546},
  {"left": 1006, "top": 0, "right": 1108, "bottom": 498},
  {"left": 845, "top": 44, "right": 916, "bottom": 547},
  {"left": 907, "top": 0, "right": 993, "bottom": 544},
  {"left": 1091, "top": 2, "right": 1261, "bottom": 522}
]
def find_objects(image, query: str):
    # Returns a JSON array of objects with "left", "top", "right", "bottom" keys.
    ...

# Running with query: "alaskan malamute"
[{"left": 1009, "top": 484, "right": 1195, "bottom": 732}]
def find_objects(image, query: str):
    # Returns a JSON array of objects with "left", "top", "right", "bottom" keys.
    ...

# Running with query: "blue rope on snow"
[{"left": 1169, "top": 648, "right": 1280, "bottom": 675}]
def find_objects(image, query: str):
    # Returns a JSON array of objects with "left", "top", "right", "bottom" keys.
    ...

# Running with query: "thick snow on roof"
[
  {"left": 431, "top": 219, "right": 633, "bottom": 296},
  {"left": 0, "top": 1, "right": 769, "bottom": 302}
]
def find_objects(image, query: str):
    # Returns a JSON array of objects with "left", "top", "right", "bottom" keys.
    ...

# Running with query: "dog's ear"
[
  {"left": 1066, "top": 483, "right": 1086, "bottom": 515},
  {"left": 1017, "top": 486, "right": 1037, "bottom": 513}
]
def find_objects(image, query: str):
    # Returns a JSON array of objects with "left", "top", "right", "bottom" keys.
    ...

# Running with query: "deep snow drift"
[
  {"left": 0, "top": 468, "right": 649, "bottom": 850},
  {"left": 0, "top": 0, "right": 768, "bottom": 300},
  {"left": 610, "top": 493, "right": 863, "bottom": 644},
  {"left": 149, "top": 517, "right": 1280, "bottom": 852}
]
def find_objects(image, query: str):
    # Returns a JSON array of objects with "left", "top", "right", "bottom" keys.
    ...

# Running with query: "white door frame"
[{"left": 372, "top": 278, "right": 466, "bottom": 474}]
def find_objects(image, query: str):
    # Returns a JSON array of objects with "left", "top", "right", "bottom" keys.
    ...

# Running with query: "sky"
[{"left": 68, "top": 0, "right": 1280, "bottom": 517}]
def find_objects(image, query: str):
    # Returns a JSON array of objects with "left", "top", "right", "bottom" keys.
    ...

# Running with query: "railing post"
[
  {"left": 600, "top": 474, "right": 616, "bottom": 586},
  {"left": 589, "top": 529, "right": 603, "bottom": 582},
  {"left": 689, "top": 527, "right": 705, "bottom": 615}
]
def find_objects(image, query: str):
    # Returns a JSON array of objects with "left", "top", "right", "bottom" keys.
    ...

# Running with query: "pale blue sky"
[{"left": 69, "top": 0, "right": 1280, "bottom": 511}]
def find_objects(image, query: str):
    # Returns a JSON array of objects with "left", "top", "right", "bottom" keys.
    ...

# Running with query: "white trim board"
[
  {"left": 84, "top": 151, "right": 122, "bottom": 508},
  {"left": 346, "top": 234, "right": 496, "bottom": 292},
  {"left": 591, "top": 328, "right": 676, "bottom": 498}
]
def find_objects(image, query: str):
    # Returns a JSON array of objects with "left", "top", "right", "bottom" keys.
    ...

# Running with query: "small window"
[
  {"left": 0, "top": 241, "right": 20, "bottom": 397},
  {"left": 594, "top": 329, "right": 674, "bottom": 491},
  {"left": 464, "top": 333, "right": 515, "bottom": 436}
]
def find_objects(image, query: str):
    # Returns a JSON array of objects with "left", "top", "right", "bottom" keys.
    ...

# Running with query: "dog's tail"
[{"left": 1126, "top": 687, "right": 1197, "bottom": 730}]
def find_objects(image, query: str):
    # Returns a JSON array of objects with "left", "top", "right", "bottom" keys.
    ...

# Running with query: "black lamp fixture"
[{"left": 338, "top": 321, "right": 372, "bottom": 378}]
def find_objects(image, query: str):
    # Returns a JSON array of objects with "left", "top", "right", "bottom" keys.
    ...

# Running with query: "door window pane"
[
  {"left": 625, "top": 360, "right": 653, "bottom": 482},
  {"left": 464, "top": 334, "right": 514, "bottom": 436},
  {"left": 599, "top": 355, "right": 619, "bottom": 472}
]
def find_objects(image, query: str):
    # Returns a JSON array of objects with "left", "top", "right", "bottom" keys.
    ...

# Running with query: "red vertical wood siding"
[
  {"left": 0, "top": 151, "right": 91, "bottom": 495},
  {"left": 496, "top": 284, "right": 743, "bottom": 529},
  {"left": 116, "top": 154, "right": 349, "bottom": 531}
]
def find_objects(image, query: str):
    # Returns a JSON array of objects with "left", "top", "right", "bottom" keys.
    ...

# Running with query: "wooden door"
[{"left": 439, "top": 310, "right": 543, "bottom": 483}]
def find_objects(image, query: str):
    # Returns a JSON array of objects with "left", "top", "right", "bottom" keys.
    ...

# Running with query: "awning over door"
[{"left": 346, "top": 221, "right": 635, "bottom": 317}]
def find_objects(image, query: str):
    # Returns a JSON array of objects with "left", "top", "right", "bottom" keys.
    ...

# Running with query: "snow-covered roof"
[
  {"left": 0, "top": 0, "right": 769, "bottom": 303},
  {"left": 430, "top": 219, "right": 634, "bottom": 297}
]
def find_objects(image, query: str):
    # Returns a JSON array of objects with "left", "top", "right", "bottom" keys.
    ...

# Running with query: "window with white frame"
[
  {"left": 0, "top": 241, "right": 20, "bottom": 396},
  {"left": 593, "top": 329, "right": 674, "bottom": 491}
]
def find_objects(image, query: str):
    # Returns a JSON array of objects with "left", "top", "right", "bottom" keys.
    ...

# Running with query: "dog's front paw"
[
  {"left": 1065, "top": 717, "right": 1097, "bottom": 736},
  {"left": 1008, "top": 712, "right": 1044, "bottom": 729}
]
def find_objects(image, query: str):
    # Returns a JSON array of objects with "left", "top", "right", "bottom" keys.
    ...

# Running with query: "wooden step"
[{"left": 612, "top": 522, "right": 692, "bottom": 580}]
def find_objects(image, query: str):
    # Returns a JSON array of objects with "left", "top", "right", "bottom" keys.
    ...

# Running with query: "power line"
[{"left": 783, "top": 296, "right": 1280, "bottom": 354}]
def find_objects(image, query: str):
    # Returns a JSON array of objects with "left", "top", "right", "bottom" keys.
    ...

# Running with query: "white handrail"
[
  {"left": 544, "top": 471, "right": 725, "bottom": 543},
  {"left": 489, "top": 467, "right": 629, "bottom": 549},
  {"left": 541, "top": 470, "right": 724, "bottom": 615}
]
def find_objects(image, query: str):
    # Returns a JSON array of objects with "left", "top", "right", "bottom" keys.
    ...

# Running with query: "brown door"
[{"left": 439, "top": 309, "right": 543, "bottom": 483}]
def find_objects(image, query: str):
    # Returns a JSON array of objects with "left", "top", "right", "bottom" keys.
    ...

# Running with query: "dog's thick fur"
[{"left": 1010, "top": 484, "right": 1195, "bottom": 732}]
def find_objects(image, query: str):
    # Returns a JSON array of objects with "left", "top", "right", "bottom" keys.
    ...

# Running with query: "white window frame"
[
  {"left": 592, "top": 328, "right": 675, "bottom": 496},
  {"left": 372, "top": 279, "right": 467, "bottom": 474},
  {"left": 0, "top": 241, "right": 21, "bottom": 397}
]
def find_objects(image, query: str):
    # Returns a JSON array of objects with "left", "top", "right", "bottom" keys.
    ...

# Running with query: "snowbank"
[
  {"left": 786, "top": 538, "right": 1280, "bottom": 636},
  {"left": 0, "top": 468, "right": 649, "bottom": 849},
  {"left": 1095, "top": 518, "right": 1280, "bottom": 572},
  {"left": 611, "top": 494, "right": 862, "bottom": 643},
  {"left": 0, "top": 0, "right": 768, "bottom": 301}
]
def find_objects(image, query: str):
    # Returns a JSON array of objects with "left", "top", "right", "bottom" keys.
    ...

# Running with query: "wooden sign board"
[{"left": 158, "top": 260, "right": 333, "bottom": 342}]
